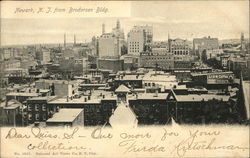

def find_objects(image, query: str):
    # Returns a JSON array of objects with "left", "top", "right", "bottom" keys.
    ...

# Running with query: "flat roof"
[
  {"left": 46, "top": 109, "right": 83, "bottom": 123},
  {"left": 48, "top": 97, "right": 101, "bottom": 104},
  {"left": 115, "top": 75, "right": 144, "bottom": 81},
  {"left": 191, "top": 71, "right": 233, "bottom": 76},
  {"left": 129, "top": 93, "right": 169, "bottom": 100},
  {"left": 28, "top": 96, "right": 57, "bottom": 101},
  {"left": 6, "top": 92, "right": 39, "bottom": 97},
  {"left": 175, "top": 94, "right": 230, "bottom": 102},
  {"left": 143, "top": 74, "right": 177, "bottom": 82},
  {"left": 4, "top": 104, "right": 20, "bottom": 109}
]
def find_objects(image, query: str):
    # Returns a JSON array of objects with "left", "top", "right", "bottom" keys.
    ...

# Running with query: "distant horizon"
[
  {"left": 1, "top": 1, "right": 249, "bottom": 46},
  {"left": 1, "top": 36, "right": 249, "bottom": 48}
]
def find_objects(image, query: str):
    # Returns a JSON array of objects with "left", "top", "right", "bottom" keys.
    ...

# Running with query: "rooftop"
[
  {"left": 46, "top": 109, "right": 83, "bottom": 123},
  {"left": 115, "top": 85, "right": 131, "bottom": 93},
  {"left": 115, "top": 74, "right": 144, "bottom": 81},
  {"left": 4, "top": 104, "right": 20, "bottom": 110},
  {"left": 48, "top": 97, "right": 101, "bottom": 104},
  {"left": 6, "top": 92, "right": 39, "bottom": 97},
  {"left": 191, "top": 71, "right": 234, "bottom": 76},
  {"left": 143, "top": 73, "right": 177, "bottom": 82},
  {"left": 28, "top": 96, "right": 57, "bottom": 101},
  {"left": 175, "top": 94, "right": 230, "bottom": 102},
  {"left": 129, "top": 93, "right": 168, "bottom": 100}
]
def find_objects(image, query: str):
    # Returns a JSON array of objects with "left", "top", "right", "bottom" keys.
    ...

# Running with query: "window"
[
  {"left": 42, "top": 104, "right": 46, "bottom": 111},
  {"left": 28, "top": 105, "right": 32, "bottom": 111},
  {"left": 43, "top": 114, "right": 46, "bottom": 120},
  {"left": 35, "top": 104, "right": 39, "bottom": 111},
  {"left": 35, "top": 114, "right": 39, "bottom": 121},
  {"left": 28, "top": 114, "right": 32, "bottom": 120}
]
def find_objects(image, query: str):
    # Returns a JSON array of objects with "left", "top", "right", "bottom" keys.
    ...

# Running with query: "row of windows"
[
  {"left": 143, "top": 62, "right": 172, "bottom": 67},
  {"left": 144, "top": 57, "right": 172, "bottom": 60},
  {"left": 28, "top": 114, "right": 46, "bottom": 121},
  {"left": 174, "top": 57, "right": 184, "bottom": 60},
  {"left": 129, "top": 46, "right": 140, "bottom": 48},
  {"left": 130, "top": 50, "right": 140, "bottom": 53},
  {"left": 174, "top": 52, "right": 189, "bottom": 55},
  {"left": 27, "top": 104, "right": 46, "bottom": 111},
  {"left": 171, "top": 47, "right": 189, "bottom": 49},
  {"left": 130, "top": 48, "right": 140, "bottom": 50},
  {"left": 129, "top": 42, "right": 139, "bottom": 44}
]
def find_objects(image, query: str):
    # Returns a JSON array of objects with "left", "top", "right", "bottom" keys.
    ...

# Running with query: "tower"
[
  {"left": 116, "top": 19, "right": 120, "bottom": 29},
  {"left": 241, "top": 32, "right": 245, "bottom": 51},
  {"left": 64, "top": 33, "right": 66, "bottom": 48},
  {"left": 168, "top": 32, "right": 171, "bottom": 53},
  {"left": 102, "top": 23, "right": 105, "bottom": 34}
]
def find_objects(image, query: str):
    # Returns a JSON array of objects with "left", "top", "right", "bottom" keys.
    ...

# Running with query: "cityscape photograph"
[{"left": 0, "top": 1, "right": 249, "bottom": 128}]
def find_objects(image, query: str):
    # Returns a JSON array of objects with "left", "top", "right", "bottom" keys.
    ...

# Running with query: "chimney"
[
  {"left": 102, "top": 23, "right": 105, "bottom": 34},
  {"left": 88, "top": 96, "right": 91, "bottom": 100},
  {"left": 67, "top": 96, "right": 69, "bottom": 102},
  {"left": 154, "top": 90, "right": 158, "bottom": 97},
  {"left": 84, "top": 98, "right": 87, "bottom": 102}
]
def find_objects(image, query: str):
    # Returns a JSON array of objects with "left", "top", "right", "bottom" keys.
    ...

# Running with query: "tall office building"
[
  {"left": 127, "top": 25, "right": 153, "bottom": 55},
  {"left": 98, "top": 20, "right": 125, "bottom": 58},
  {"left": 193, "top": 36, "right": 219, "bottom": 58},
  {"left": 169, "top": 38, "right": 190, "bottom": 60}
]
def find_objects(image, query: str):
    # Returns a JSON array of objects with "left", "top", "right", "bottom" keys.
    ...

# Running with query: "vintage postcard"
[{"left": 0, "top": 1, "right": 249, "bottom": 158}]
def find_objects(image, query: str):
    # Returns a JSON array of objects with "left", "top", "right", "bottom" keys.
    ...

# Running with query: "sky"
[{"left": 1, "top": 1, "right": 249, "bottom": 46}]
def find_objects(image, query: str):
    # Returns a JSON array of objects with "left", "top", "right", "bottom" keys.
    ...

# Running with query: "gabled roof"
[
  {"left": 115, "top": 85, "right": 130, "bottom": 93},
  {"left": 166, "top": 89, "right": 177, "bottom": 101},
  {"left": 109, "top": 102, "right": 138, "bottom": 128}
]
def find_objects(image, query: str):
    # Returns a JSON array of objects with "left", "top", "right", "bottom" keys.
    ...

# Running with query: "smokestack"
[
  {"left": 74, "top": 34, "right": 76, "bottom": 45},
  {"left": 102, "top": 23, "right": 105, "bottom": 34},
  {"left": 116, "top": 19, "right": 120, "bottom": 29},
  {"left": 64, "top": 33, "right": 66, "bottom": 48}
]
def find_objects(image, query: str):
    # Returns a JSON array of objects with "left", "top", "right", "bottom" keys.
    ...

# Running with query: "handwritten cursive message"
[{"left": 2, "top": 126, "right": 250, "bottom": 157}]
